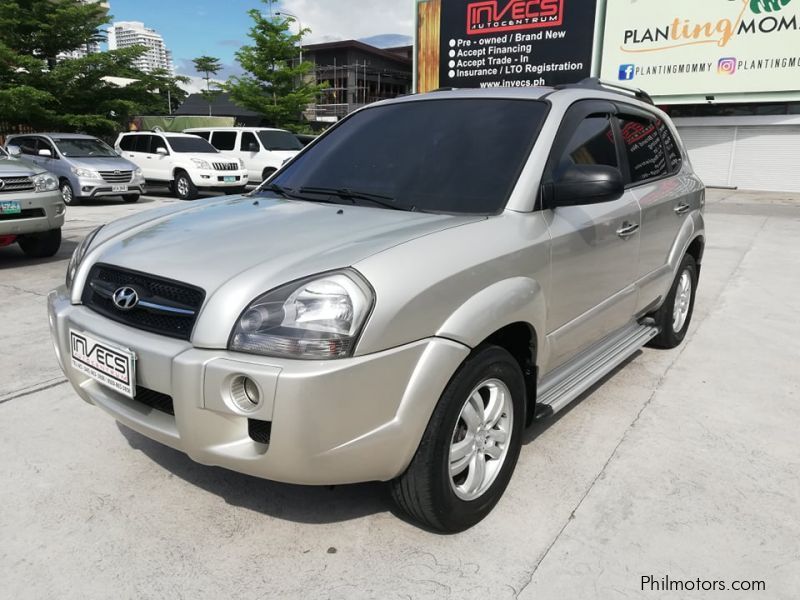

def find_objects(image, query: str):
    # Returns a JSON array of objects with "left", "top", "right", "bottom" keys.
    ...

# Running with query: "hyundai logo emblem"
[{"left": 112, "top": 286, "right": 139, "bottom": 311}]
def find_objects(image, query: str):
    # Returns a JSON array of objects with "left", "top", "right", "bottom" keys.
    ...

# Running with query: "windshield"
[
  {"left": 264, "top": 99, "right": 548, "bottom": 214},
  {"left": 167, "top": 137, "right": 219, "bottom": 154},
  {"left": 257, "top": 130, "right": 303, "bottom": 151},
  {"left": 54, "top": 137, "right": 117, "bottom": 158}
]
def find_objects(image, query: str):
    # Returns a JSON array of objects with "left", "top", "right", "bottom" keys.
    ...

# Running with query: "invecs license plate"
[
  {"left": 0, "top": 201, "right": 21, "bottom": 215},
  {"left": 111, "top": 185, "right": 128, "bottom": 192},
  {"left": 70, "top": 330, "right": 136, "bottom": 398}
]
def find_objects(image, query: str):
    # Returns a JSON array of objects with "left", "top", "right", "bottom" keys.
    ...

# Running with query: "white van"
[{"left": 183, "top": 127, "right": 303, "bottom": 184}]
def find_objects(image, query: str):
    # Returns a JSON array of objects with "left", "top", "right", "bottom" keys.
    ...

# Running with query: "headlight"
[
  {"left": 70, "top": 167, "right": 102, "bottom": 180},
  {"left": 191, "top": 158, "right": 211, "bottom": 169},
  {"left": 66, "top": 226, "right": 103, "bottom": 292},
  {"left": 229, "top": 270, "right": 374, "bottom": 359},
  {"left": 32, "top": 172, "right": 58, "bottom": 192},
  {"left": 134, "top": 168, "right": 143, "bottom": 178}
]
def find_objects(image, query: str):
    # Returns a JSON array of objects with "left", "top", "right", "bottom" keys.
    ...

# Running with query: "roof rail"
[{"left": 554, "top": 78, "right": 654, "bottom": 105}]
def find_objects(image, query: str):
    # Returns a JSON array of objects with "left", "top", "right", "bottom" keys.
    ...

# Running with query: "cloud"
[{"left": 278, "top": 0, "right": 415, "bottom": 44}]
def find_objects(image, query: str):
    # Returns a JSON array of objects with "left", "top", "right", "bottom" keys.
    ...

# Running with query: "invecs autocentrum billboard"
[
  {"left": 415, "top": 0, "right": 599, "bottom": 93},
  {"left": 600, "top": 0, "right": 800, "bottom": 99}
]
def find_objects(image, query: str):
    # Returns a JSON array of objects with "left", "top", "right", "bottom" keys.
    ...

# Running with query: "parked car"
[
  {"left": 5, "top": 133, "right": 145, "bottom": 206},
  {"left": 183, "top": 127, "right": 302, "bottom": 184},
  {"left": 115, "top": 131, "right": 249, "bottom": 200},
  {"left": 0, "top": 146, "right": 64, "bottom": 257},
  {"left": 49, "top": 81, "right": 705, "bottom": 532}
]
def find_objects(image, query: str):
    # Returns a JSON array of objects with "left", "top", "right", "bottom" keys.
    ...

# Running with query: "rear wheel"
[
  {"left": 224, "top": 187, "right": 247, "bottom": 195},
  {"left": 174, "top": 171, "right": 198, "bottom": 200},
  {"left": 60, "top": 180, "right": 79, "bottom": 206},
  {"left": 390, "top": 345, "right": 525, "bottom": 532},
  {"left": 18, "top": 228, "right": 62, "bottom": 258},
  {"left": 649, "top": 254, "right": 698, "bottom": 349},
  {"left": 122, "top": 194, "right": 139, "bottom": 203},
  {"left": 261, "top": 167, "right": 277, "bottom": 183}
]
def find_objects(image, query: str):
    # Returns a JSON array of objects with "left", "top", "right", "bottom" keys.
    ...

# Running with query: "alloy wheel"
[{"left": 672, "top": 269, "right": 693, "bottom": 333}]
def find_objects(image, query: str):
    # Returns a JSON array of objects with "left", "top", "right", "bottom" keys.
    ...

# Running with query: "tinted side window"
[
  {"left": 211, "top": 131, "right": 237, "bottom": 151},
  {"left": 656, "top": 120, "right": 682, "bottom": 173},
  {"left": 152, "top": 136, "right": 168, "bottom": 153},
  {"left": 617, "top": 116, "right": 668, "bottom": 185},
  {"left": 241, "top": 131, "right": 259, "bottom": 151},
  {"left": 17, "top": 137, "right": 38, "bottom": 155},
  {"left": 191, "top": 131, "right": 210, "bottom": 141},
  {"left": 554, "top": 115, "right": 618, "bottom": 180},
  {"left": 119, "top": 135, "right": 135, "bottom": 151},
  {"left": 132, "top": 135, "right": 151, "bottom": 153},
  {"left": 39, "top": 138, "right": 56, "bottom": 156}
]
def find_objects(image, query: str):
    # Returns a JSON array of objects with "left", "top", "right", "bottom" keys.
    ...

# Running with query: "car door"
[
  {"left": 122, "top": 135, "right": 151, "bottom": 177},
  {"left": 238, "top": 131, "right": 261, "bottom": 180},
  {"left": 149, "top": 135, "right": 173, "bottom": 181},
  {"left": 616, "top": 109, "right": 691, "bottom": 313},
  {"left": 210, "top": 131, "right": 237, "bottom": 159},
  {"left": 35, "top": 137, "right": 63, "bottom": 176},
  {"left": 542, "top": 101, "right": 642, "bottom": 369}
]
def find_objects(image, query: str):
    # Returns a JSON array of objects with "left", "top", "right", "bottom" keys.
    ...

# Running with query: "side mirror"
[
  {"left": 248, "top": 143, "right": 259, "bottom": 152},
  {"left": 156, "top": 147, "right": 168, "bottom": 155},
  {"left": 38, "top": 148, "right": 53, "bottom": 157},
  {"left": 546, "top": 165, "right": 624, "bottom": 208},
  {"left": 6, "top": 145, "right": 21, "bottom": 156}
]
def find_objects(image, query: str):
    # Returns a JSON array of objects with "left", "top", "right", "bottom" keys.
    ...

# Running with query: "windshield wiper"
[
  {"left": 258, "top": 183, "right": 342, "bottom": 205},
  {"left": 299, "top": 187, "right": 410, "bottom": 211}
]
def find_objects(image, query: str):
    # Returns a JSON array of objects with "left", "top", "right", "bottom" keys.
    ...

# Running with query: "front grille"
[
  {"left": 0, "top": 208, "right": 45, "bottom": 221},
  {"left": 248, "top": 419, "right": 272, "bottom": 445},
  {"left": 213, "top": 162, "right": 239, "bottom": 171},
  {"left": 135, "top": 386, "right": 174, "bottom": 415},
  {"left": 82, "top": 264, "right": 206, "bottom": 341},
  {"left": 98, "top": 170, "right": 133, "bottom": 183},
  {"left": 0, "top": 176, "right": 34, "bottom": 193}
]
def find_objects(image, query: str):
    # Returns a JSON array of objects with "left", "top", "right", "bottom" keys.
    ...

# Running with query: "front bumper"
[
  {"left": 190, "top": 169, "right": 249, "bottom": 189},
  {"left": 48, "top": 287, "right": 469, "bottom": 485},
  {"left": 0, "top": 189, "right": 64, "bottom": 236},
  {"left": 76, "top": 176, "right": 146, "bottom": 198}
]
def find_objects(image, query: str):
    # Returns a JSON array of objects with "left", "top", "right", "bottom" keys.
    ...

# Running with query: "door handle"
[
  {"left": 617, "top": 222, "right": 639, "bottom": 239},
  {"left": 674, "top": 202, "right": 691, "bottom": 215}
]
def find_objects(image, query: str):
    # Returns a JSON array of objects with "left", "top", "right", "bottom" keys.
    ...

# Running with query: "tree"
[
  {"left": 0, "top": 0, "right": 188, "bottom": 137},
  {"left": 192, "top": 55, "right": 222, "bottom": 115},
  {"left": 226, "top": 0, "right": 324, "bottom": 129}
]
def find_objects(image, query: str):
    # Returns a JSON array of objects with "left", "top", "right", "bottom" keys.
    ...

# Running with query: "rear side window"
[
  {"left": 656, "top": 120, "right": 682, "bottom": 173},
  {"left": 17, "top": 137, "right": 38, "bottom": 155},
  {"left": 132, "top": 135, "right": 152, "bottom": 153},
  {"left": 617, "top": 116, "right": 668, "bottom": 185},
  {"left": 553, "top": 116, "right": 618, "bottom": 180},
  {"left": 211, "top": 131, "right": 237, "bottom": 151},
  {"left": 241, "top": 131, "right": 259, "bottom": 151},
  {"left": 191, "top": 131, "right": 211, "bottom": 141},
  {"left": 119, "top": 135, "right": 135, "bottom": 151}
]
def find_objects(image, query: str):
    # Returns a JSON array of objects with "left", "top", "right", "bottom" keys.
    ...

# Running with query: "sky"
[{"left": 107, "top": 0, "right": 415, "bottom": 86}]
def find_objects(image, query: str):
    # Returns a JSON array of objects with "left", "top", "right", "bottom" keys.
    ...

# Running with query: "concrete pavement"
[{"left": 0, "top": 190, "right": 798, "bottom": 599}]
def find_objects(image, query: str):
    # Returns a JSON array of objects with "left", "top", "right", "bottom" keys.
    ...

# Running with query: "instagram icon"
[{"left": 718, "top": 57, "right": 737, "bottom": 75}]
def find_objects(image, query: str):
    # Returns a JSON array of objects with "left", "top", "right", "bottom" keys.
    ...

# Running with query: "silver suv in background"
[
  {"left": 49, "top": 80, "right": 705, "bottom": 532},
  {"left": 5, "top": 133, "right": 145, "bottom": 206},
  {"left": 0, "top": 146, "right": 64, "bottom": 257}
]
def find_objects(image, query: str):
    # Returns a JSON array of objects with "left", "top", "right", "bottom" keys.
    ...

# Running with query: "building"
[
  {"left": 303, "top": 40, "right": 413, "bottom": 123},
  {"left": 108, "top": 21, "right": 174, "bottom": 75}
]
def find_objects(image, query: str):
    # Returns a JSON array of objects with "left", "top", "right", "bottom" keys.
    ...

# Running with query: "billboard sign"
[
  {"left": 416, "top": 0, "right": 598, "bottom": 93},
  {"left": 600, "top": 0, "right": 800, "bottom": 99}
]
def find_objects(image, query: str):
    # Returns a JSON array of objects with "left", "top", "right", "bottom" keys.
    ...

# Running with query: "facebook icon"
[{"left": 618, "top": 64, "right": 635, "bottom": 81}]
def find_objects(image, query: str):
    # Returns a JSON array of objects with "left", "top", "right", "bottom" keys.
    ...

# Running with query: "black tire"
[
  {"left": 390, "top": 345, "right": 525, "bottom": 533},
  {"left": 60, "top": 180, "right": 79, "bottom": 206},
  {"left": 18, "top": 228, "right": 62, "bottom": 258},
  {"left": 648, "top": 254, "right": 698, "bottom": 349},
  {"left": 261, "top": 168, "right": 277, "bottom": 183},
  {"left": 122, "top": 194, "right": 140, "bottom": 203},
  {"left": 173, "top": 171, "right": 198, "bottom": 200}
]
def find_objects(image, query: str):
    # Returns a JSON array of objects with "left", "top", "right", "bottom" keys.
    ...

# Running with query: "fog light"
[
  {"left": 82, "top": 186, "right": 91, "bottom": 193},
  {"left": 230, "top": 375, "right": 261, "bottom": 412}
]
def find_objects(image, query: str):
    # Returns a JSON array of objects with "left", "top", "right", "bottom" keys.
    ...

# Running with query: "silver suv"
[{"left": 48, "top": 81, "right": 705, "bottom": 532}]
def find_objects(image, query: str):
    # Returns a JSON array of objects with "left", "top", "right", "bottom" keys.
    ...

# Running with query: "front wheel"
[
  {"left": 390, "top": 345, "right": 525, "bottom": 532},
  {"left": 18, "top": 228, "right": 62, "bottom": 258},
  {"left": 122, "top": 194, "right": 140, "bottom": 203},
  {"left": 649, "top": 254, "right": 698, "bottom": 349},
  {"left": 173, "top": 171, "right": 198, "bottom": 200},
  {"left": 261, "top": 167, "right": 276, "bottom": 183},
  {"left": 60, "top": 180, "right": 79, "bottom": 206}
]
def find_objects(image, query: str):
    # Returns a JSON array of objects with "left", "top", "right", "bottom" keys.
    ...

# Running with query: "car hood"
[
  {"left": 0, "top": 155, "right": 43, "bottom": 176},
  {"left": 85, "top": 196, "right": 483, "bottom": 346},
  {"left": 268, "top": 150, "right": 299, "bottom": 159},
  {"left": 69, "top": 156, "right": 138, "bottom": 171}
]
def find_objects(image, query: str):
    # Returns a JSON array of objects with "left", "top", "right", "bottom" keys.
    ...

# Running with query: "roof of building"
[
  {"left": 303, "top": 40, "right": 412, "bottom": 65},
  {"left": 174, "top": 93, "right": 262, "bottom": 118}
]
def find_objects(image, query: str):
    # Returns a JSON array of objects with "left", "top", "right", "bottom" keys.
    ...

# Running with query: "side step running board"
[{"left": 534, "top": 321, "right": 659, "bottom": 420}]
